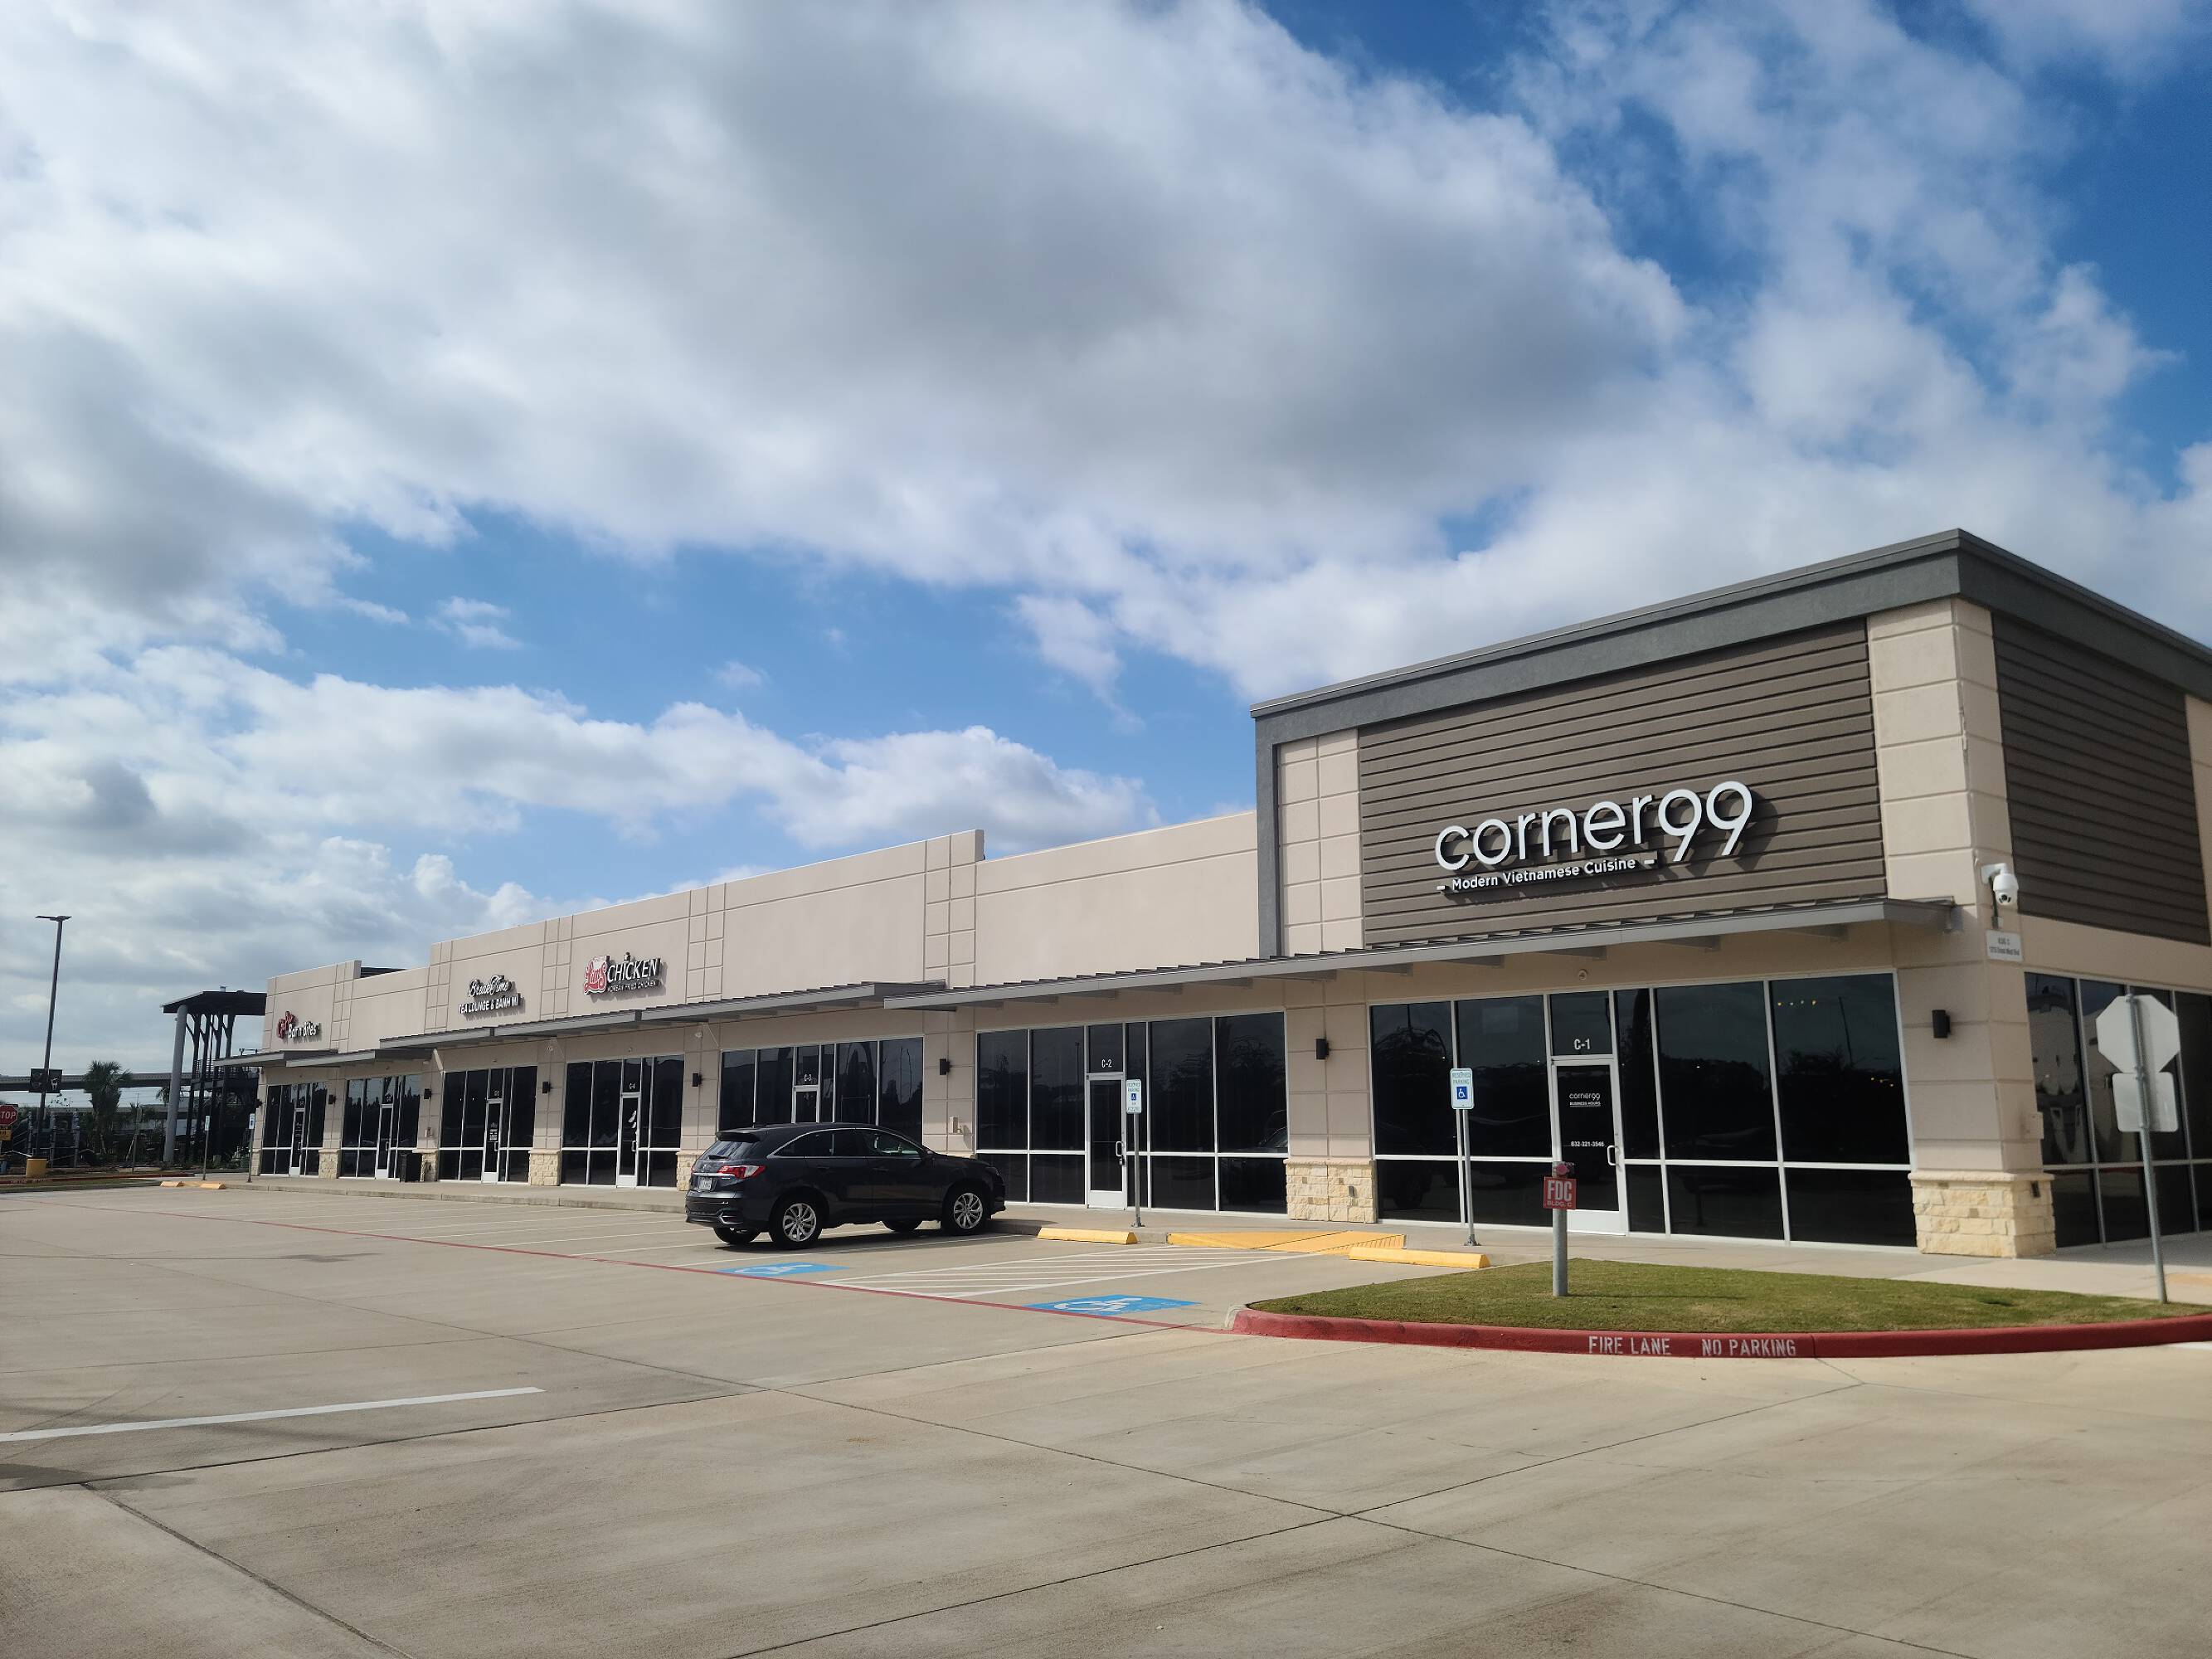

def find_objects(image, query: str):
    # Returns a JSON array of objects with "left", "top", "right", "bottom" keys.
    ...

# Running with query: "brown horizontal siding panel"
[
  {"left": 1359, "top": 629, "right": 1871, "bottom": 736},
  {"left": 1360, "top": 706, "right": 1877, "bottom": 799},
  {"left": 1358, "top": 624, "right": 1887, "bottom": 944},
  {"left": 1991, "top": 615, "right": 2208, "bottom": 946},
  {"left": 1359, "top": 652, "right": 1872, "bottom": 772},
  {"left": 2003, "top": 795, "right": 2205, "bottom": 867}
]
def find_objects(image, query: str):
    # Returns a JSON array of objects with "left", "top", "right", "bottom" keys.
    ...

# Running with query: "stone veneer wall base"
[
  {"left": 527, "top": 1148, "right": 560, "bottom": 1187},
  {"left": 1286, "top": 1156, "right": 1379, "bottom": 1224},
  {"left": 1910, "top": 1170, "right": 2056, "bottom": 1258}
]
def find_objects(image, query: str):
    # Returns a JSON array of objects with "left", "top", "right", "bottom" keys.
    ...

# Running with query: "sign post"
[
  {"left": 2097, "top": 994, "right": 2180, "bottom": 1302},
  {"left": 1543, "top": 1163, "right": 1577, "bottom": 1297},
  {"left": 1448, "top": 1068, "right": 1475, "bottom": 1246},
  {"left": 1123, "top": 1078, "right": 1145, "bottom": 1228}
]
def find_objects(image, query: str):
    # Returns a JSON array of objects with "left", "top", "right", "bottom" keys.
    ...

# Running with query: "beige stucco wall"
[
  {"left": 1277, "top": 729, "right": 1361, "bottom": 956},
  {"left": 1868, "top": 599, "right": 2040, "bottom": 1175},
  {"left": 972, "top": 814, "right": 1257, "bottom": 985}
]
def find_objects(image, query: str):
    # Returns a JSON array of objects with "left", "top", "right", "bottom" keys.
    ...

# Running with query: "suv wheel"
[
  {"left": 942, "top": 1185, "right": 990, "bottom": 1235},
  {"left": 712, "top": 1224, "right": 756, "bottom": 1247},
  {"left": 771, "top": 1195, "right": 823, "bottom": 1248}
]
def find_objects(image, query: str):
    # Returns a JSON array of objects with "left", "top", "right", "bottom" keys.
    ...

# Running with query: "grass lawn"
[{"left": 1252, "top": 1259, "right": 2199, "bottom": 1334}]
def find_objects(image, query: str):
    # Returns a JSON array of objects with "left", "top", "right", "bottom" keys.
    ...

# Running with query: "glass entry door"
[
  {"left": 615, "top": 1074, "right": 643, "bottom": 1188},
  {"left": 793, "top": 1044, "right": 824, "bottom": 1123},
  {"left": 1550, "top": 1059, "right": 1625, "bottom": 1233},
  {"left": 373, "top": 1097, "right": 397, "bottom": 1179},
  {"left": 1086, "top": 1076, "right": 1127, "bottom": 1208},
  {"left": 482, "top": 1078, "right": 507, "bottom": 1184},
  {"left": 288, "top": 1101, "right": 309, "bottom": 1175}
]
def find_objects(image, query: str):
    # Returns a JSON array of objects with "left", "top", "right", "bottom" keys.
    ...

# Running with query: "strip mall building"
[{"left": 243, "top": 531, "right": 2212, "bottom": 1258}]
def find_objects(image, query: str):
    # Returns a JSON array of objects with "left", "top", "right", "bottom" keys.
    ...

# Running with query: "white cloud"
[
  {"left": 0, "top": 649, "right": 1152, "bottom": 1065},
  {"left": 715, "top": 659, "right": 766, "bottom": 688},
  {"left": 435, "top": 596, "right": 520, "bottom": 649}
]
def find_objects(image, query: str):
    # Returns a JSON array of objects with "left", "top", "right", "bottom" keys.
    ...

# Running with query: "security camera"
[{"left": 1979, "top": 861, "right": 2020, "bottom": 910}]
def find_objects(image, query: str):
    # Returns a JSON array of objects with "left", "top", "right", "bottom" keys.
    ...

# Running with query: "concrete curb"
[
  {"left": 1228, "top": 1306, "right": 2212, "bottom": 1359},
  {"left": 1037, "top": 1226, "right": 1139, "bottom": 1244}
]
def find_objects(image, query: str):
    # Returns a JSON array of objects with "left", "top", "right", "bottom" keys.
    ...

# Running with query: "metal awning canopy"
[
  {"left": 884, "top": 898, "right": 1957, "bottom": 1010},
  {"left": 161, "top": 989, "right": 267, "bottom": 1017}
]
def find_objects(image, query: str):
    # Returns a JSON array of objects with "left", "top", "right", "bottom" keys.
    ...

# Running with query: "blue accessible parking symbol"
[
  {"left": 1026, "top": 1295, "right": 1198, "bottom": 1316},
  {"left": 720, "top": 1262, "right": 841, "bottom": 1277}
]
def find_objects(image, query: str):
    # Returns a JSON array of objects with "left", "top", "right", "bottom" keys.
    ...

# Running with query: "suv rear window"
[{"left": 705, "top": 1137, "right": 765, "bottom": 1160}]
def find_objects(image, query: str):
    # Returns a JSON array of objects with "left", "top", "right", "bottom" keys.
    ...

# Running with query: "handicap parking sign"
[
  {"left": 720, "top": 1262, "right": 840, "bottom": 1277},
  {"left": 1025, "top": 1295, "right": 1198, "bottom": 1316}
]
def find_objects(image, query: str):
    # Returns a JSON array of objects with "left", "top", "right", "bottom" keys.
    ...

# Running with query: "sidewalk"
[{"left": 227, "top": 1176, "right": 2212, "bottom": 1303}]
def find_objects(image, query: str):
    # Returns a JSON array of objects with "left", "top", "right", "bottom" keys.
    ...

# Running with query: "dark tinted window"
[
  {"left": 756, "top": 1047, "right": 794, "bottom": 1125},
  {"left": 835, "top": 1041, "right": 878, "bottom": 1123},
  {"left": 1656, "top": 982, "right": 1775, "bottom": 1161},
  {"left": 977, "top": 1031, "right": 1027, "bottom": 1146},
  {"left": 2180, "top": 995, "right": 2212, "bottom": 1158},
  {"left": 1086, "top": 1023, "right": 1125, "bottom": 1074},
  {"left": 1150, "top": 1018, "right": 1215, "bottom": 1151},
  {"left": 1614, "top": 990, "right": 1660, "bottom": 1159},
  {"left": 2027, "top": 974, "right": 2090, "bottom": 1165},
  {"left": 878, "top": 1038, "right": 924, "bottom": 1141},
  {"left": 718, "top": 1050, "right": 756, "bottom": 1136},
  {"left": 775, "top": 1131, "right": 833, "bottom": 1159},
  {"left": 1771, "top": 975, "right": 1907, "bottom": 1164},
  {"left": 868, "top": 1130, "right": 922, "bottom": 1159},
  {"left": 1372, "top": 1002, "right": 1452, "bottom": 1155},
  {"left": 1216, "top": 1013, "right": 1286, "bottom": 1153},
  {"left": 1548, "top": 991, "right": 1612, "bottom": 1056},
  {"left": 649, "top": 1057, "right": 683, "bottom": 1147},
  {"left": 1456, "top": 996, "right": 1548, "bottom": 1157},
  {"left": 2078, "top": 980, "right": 2127, "bottom": 1163},
  {"left": 824, "top": 1128, "right": 873, "bottom": 1158},
  {"left": 1030, "top": 1027, "right": 1084, "bottom": 1151}
]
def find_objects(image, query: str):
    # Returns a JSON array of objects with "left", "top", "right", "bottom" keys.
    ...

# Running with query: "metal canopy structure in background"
[{"left": 159, "top": 989, "right": 266, "bottom": 1169}]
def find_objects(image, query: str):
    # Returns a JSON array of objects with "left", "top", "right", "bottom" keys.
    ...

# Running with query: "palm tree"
[{"left": 81, "top": 1062, "right": 131, "bottom": 1163}]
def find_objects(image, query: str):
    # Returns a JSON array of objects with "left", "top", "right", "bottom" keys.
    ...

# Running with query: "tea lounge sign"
[
  {"left": 584, "top": 951, "right": 664, "bottom": 997},
  {"left": 1433, "top": 780, "right": 1757, "bottom": 895},
  {"left": 459, "top": 974, "right": 524, "bottom": 1016}
]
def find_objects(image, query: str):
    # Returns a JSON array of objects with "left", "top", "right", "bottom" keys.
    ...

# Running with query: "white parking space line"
[
  {"left": 834, "top": 1250, "right": 1296, "bottom": 1301},
  {"left": 0, "top": 1387, "right": 544, "bottom": 1444}
]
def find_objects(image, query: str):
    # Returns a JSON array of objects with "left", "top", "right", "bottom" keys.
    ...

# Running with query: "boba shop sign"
[{"left": 1432, "top": 780, "right": 1757, "bottom": 895}]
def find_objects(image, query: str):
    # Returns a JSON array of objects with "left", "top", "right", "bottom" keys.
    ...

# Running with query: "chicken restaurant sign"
[
  {"left": 585, "top": 951, "right": 664, "bottom": 997},
  {"left": 1433, "top": 780, "right": 1757, "bottom": 894}
]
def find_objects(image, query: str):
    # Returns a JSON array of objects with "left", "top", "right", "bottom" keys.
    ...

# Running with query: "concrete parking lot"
[{"left": 6, "top": 1185, "right": 2212, "bottom": 1657}]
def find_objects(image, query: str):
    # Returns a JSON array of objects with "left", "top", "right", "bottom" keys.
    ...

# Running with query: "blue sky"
[{"left": 2, "top": 0, "right": 2210, "bottom": 1066}]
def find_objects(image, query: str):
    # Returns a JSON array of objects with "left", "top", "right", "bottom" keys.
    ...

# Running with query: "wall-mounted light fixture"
[
  {"left": 692, "top": 1072, "right": 703, "bottom": 1088},
  {"left": 541, "top": 1078, "right": 553, "bottom": 1093},
  {"left": 1315, "top": 1036, "right": 1331, "bottom": 1061},
  {"left": 1932, "top": 1010, "right": 1952, "bottom": 1040},
  {"left": 421, "top": 1086, "right": 436, "bottom": 1102},
  {"left": 937, "top": 1057, "right": 952, "bottom": 1077}
]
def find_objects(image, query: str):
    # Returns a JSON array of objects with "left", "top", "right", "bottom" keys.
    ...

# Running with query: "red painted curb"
[{"left": 1230, "top": 1306, "right": 2212, "bottom": 1359}]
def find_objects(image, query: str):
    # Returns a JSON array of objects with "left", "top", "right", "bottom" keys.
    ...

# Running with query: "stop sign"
[{"left": 0, "top": 1104, "right": 18, "bottom": 1129}]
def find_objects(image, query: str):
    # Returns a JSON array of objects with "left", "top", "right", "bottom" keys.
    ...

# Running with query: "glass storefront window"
[
  {"left": 2027, "top": 973, "right": 2092, "bottom": 1170},
  {"left": 2078, "top": 979, "right": 2127, "bottom": 1164},
  {"left": 878, "top": 1039, "right": 924, "bottom": 1141},
  {"left": 1150, "top": 1018, "right": 1214, "bottom": 1152},
  {"left": 1030, "top": 1027, "right": 1084, "bottom": 1151},
  {"left": 1770, "top": 975, "right": 1907, "bottom": 1165},
  {"left": 1216, "top": 1014, "right": 1286, "bottom": 1154},
  {"left": 1371, "top": 1001, "right": 1451, "bottom": 1155},
  {"left": 1547, "top": 991, "right": 1612, "bottom": 1057},
  {"left": 1655, "top": 981, "right": 1774, "bottom": 1162},
  {"left": 1455, "top": 996, "right": 1548, "bottom": 1158},
  {"left": 1614, "top": 990, "right": 1660, "bottom": 1159},
  {"left": 977, "top": 1031, "right": 1027, "bottom": 1148}
]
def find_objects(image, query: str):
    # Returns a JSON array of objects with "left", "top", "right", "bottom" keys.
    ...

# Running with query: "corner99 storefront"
[{"left": 1372, "top": 974, "right": 1911, "bottom": 1245}]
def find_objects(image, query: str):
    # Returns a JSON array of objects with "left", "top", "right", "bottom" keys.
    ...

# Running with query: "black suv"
[{"left": 684, "top": 1123, "right": 1005, "bottom": 1248}]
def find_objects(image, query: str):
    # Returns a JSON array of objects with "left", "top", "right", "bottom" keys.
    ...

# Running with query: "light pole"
[{"left": 35, "top": 914, "right": 69, "bottom": 1164}]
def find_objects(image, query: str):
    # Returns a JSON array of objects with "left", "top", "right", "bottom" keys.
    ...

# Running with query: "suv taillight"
[{"left": 710, "top": 1162, "right": 762, "bottom": 1181}]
